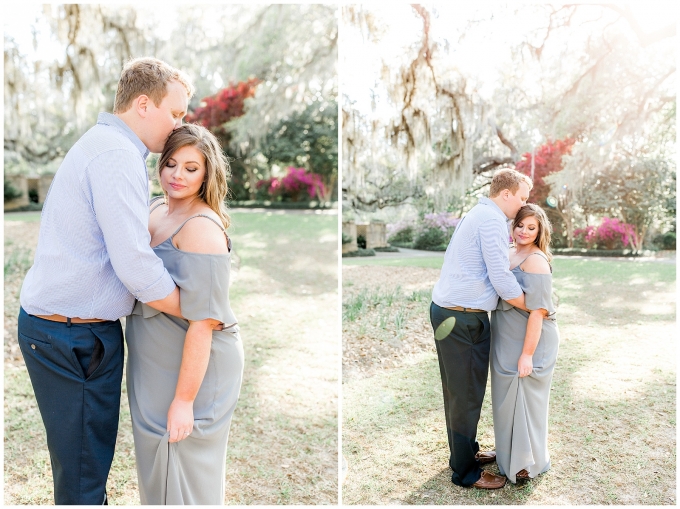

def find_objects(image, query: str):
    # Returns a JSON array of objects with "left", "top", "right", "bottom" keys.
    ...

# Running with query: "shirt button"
[{"left": 31, "top": 344, "right": 36, "bottom": 350}]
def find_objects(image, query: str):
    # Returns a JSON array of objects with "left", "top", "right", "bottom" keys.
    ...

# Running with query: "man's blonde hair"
[
  {"left": 489, "top": 168, "right": 533, "bottom": 197},
  {"left": 113, "top": 57, "right": 194, "bottom": 114}
]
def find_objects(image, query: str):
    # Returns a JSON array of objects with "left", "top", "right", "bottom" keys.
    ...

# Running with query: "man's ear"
[{"left": 135, "top": 95, "right": 150, "bottom": 118}]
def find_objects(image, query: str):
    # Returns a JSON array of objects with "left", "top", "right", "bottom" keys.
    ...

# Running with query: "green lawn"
[
  {"left": 343, "top": 253, "right": 444, "bottom": 268},
  {"left": 342, "top": 257, "right": 676, "bottom": 505},
  {"left": 4, "top": 210, "right": 339, "bottom": 505}
]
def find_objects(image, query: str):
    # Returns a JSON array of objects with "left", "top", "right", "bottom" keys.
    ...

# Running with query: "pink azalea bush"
[
  {"left": 255, "top": 167, "right": 325, "bottom": 201},
  {"left": 422, "top": 212, "right": 461, "bottom": 236},
  {"left": 387, "top": 219, "right": 417, "bottom": 243},
  {"left": 574, "top": 217, "right": 636, "bottom": 249}
]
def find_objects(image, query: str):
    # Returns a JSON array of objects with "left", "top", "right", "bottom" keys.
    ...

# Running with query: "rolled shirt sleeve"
[
  {"left": 87, "top": 149, "right": 176, "bottom": 303},
  {"left": 478, "top": 219, "right": 523, "bottom": 301}
]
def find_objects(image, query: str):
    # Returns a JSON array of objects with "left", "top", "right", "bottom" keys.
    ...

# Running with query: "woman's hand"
[
  {"left": 167, "top": 398, "right": 194, "bottom": 442},
  {"left": 518, "top": 353, "right": 533, "bottom": 378}
]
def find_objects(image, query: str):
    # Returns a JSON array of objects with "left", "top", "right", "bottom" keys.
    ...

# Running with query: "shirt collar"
[
  {"left": 479, "top": 196, "right": 510, "bottom": 222},
  {"left": 96, "top": 112, "right": 150, "bottom": 160}
]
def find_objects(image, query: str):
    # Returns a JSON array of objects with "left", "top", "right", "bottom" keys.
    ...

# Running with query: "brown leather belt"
[
  {"left": 35, "top": 314, "right": 110, "bottom": 324},
  {"left": 444, "top": 306, "right": 487, "bottom": 313}
]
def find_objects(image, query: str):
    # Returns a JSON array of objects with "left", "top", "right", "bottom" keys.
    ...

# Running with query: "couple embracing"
[
  {"left": 18, "top": 57, "right": 243, "bottom": 504},
  {"left": 430, "top": 169, "right": 559, "bottom": 489}
]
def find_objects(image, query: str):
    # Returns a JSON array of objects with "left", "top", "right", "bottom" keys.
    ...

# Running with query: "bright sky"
[{"left": 342, "top": 2, "right": 677, "bottom": 119}]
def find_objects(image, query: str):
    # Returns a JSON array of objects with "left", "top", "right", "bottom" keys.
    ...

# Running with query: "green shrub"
[
  {"left": 413, "top": 227, "right": 447, "bottom": 251},
  {"left": 4, "top": 179, "right": 23, "bottom": 202},
  {"left": 342, "top": 248, "right": 376, "bottom": 257},
  {"left": 388, "top": 226, "right": 414, "bottom": 244},
  {"left": 653, "top": 232, "right": 676, "bottom": 250},
  {"left": 342, "top": 232, "right": 353, "bottom": 245}
]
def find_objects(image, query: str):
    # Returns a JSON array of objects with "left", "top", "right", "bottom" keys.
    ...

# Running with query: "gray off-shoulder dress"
[
  {"left": 125, "top": 213, "right": 244, "bottom": 505},
  {"left": 490, "top": 254, "right": 559, "bottom": 484}
]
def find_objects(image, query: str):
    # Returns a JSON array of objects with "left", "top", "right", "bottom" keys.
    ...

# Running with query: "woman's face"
[
  {"left": 160, "top": 145, "right": 206, "bottom": 200},
  {"left": 514, "top": 215, "right": 540, "bottom": 247}
]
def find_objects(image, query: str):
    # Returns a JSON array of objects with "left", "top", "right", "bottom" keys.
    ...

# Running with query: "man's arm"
[
  {"left": 478, "top": 219, "right": 528, "bottom": 310},
  {"left": 88, "top": 149, "right": 179, "bottom": 312}
]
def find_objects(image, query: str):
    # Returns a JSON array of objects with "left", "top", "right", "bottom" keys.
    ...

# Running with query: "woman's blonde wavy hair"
[
  {"left": 513, "top": 203, "right": 553, "bottom": 262},
  {"left": 157, "top": 124, "right": 231, "bottom": 229}
]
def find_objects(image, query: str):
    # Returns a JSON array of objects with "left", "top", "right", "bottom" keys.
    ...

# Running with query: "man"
[
  {"left": 18, "top": 57, "right": 194, "bottom": 505},
  {"left": 429, "top": 169, "right": 532, "bottom": 489}
]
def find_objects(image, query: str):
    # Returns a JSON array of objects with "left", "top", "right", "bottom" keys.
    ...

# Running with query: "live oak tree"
[{"left": 342, "top": 3, "right": 675, "bottom": 249}]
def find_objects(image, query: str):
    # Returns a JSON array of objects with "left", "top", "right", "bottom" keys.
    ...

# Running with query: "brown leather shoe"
[
  {"left": 515, "top": 469, "right": 530, "bottom": 480},
  {"left": 471, "top": 470, "right": 506, "bottom": 489},
  {"left": 475, "top": 450, "right": 496, "bottom": 465}
]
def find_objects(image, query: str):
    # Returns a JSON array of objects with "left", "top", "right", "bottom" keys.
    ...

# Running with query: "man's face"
[
  {"left": 507, "top": 182, "right": 530, "bottom": 219},
  {"left": 144, "top": 80, "right": 188, "bottom": 153}
]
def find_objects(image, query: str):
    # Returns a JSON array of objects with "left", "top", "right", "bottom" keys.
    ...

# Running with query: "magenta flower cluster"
[
  {"left": 574, "top": 217, "right": 636, "bottom": 249},
  {"left": 280, "top": 167, "right": 325, "bottom": 199},
  {"left": 256, "top": 167, "right": 325, "bottom": 200}
]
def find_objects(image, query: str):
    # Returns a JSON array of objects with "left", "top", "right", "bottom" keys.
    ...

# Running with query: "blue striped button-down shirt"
[
  {"left": 20, "top": 112, "right": 176, "bottom": 320},
  {"left": 432, "top": 197, "right": 522, "bottom": 311}
]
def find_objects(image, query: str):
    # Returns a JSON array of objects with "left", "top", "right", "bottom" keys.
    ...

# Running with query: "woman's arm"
[
  {"left": 167, "top": 318, "right": 222, "bottom": 442},
  {"left": 517, "top": 252, "right": 551, "bottom": 377},
  {"left": 166, "top": 213, "right": 230, "bottom": 442},
  {"left": 518, "top": 308, "right": 547, "bottom": 377}
]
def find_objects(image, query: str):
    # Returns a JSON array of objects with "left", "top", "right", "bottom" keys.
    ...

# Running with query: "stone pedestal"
[
  {"left": 342, "top": 221, "right": 358, "bottom": 254},
  {"left": 356, "top": 222, "right": 388, "bottom": 249}
]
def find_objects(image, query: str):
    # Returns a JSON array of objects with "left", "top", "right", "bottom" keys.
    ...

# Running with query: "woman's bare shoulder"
[
  {"left": 174, "top": 211, "right": 229, "bottom": 255},
  {"left": 520, "top": 251, "right": 551, "bottom": 274}
]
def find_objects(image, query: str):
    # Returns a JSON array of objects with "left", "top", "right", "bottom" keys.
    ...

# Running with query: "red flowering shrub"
[
  {"left": 184, "top": 79, "right": 260, "bottom": 144},
  {"left": 574, "top": 217, "right": 636, "bottom": 249},
  {"left": 515, "top": 138, "right": 576, "bottom": 204}
]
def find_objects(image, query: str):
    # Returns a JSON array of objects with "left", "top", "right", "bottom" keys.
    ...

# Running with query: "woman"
[
  {"left": 490, "top": 203, "right": 559, "bottom": 484},
  {"left": 126, "top": 124, "right": 244, "bottom": 504}
]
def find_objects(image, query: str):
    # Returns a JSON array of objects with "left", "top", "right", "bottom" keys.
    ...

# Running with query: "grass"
[
  {"left": 3, "top": 211, "right": 42, "bottom": 223},
  {"left": 342, "top": 257, "right": 676, "bottom": 504},
  {"left": 342, "top": 286, "right": 405, "bottom": 323},
  {"left": 4, "top": 209, "right": 339, "bottom": 505},
  {"left": 4, "top": 241, "right": 33, "bottom": 276},
  {"left": 343, "top": 255, "right": 444, "bottom": 268}
]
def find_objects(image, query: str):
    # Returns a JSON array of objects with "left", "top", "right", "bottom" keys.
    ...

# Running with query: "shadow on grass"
[
  {"left": 403, "top": 466, "right": 545, "bottom": 505},
  {"left": 230, "top": 212, "right": 337, "bottom": 298},
  {"left": 224, "top": 211, "right": 339, "bottom": 504},
  {"left": 551, "top": 259, "right": 675, "bottom": 325}
]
